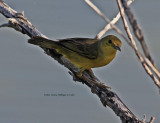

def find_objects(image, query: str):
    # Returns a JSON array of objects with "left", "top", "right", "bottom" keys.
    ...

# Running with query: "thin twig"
[
  {"left": 84, "top": 0, "right": 133, "bottom": 46},
  {"left": 116, "top": 0, "right": 137, "bottom": 49},
  {"left": 142, "top": 114, "right": 146, "bottom": 123},
  {"left": 149, "top": 117, "right": 155, "bottom": 123},
  {"left": 120, "top": 0, "right": 160, "bottom": 76},
  {"left": 145, "top": 58, "right": 160, "bottom": 79},
  {"left": 0, "top": 23, "right": 10, "bottom": 27},
  {"left": 116, "top": 0, "right": 160, "bottom": 89},
  {"left": 84, "top": 0, "right": 111, "bottom": 24},
  {"left": 120, "top": 0, "right": 154, "bottom": 65},
  {"left": 96, "top": 0, "right": 134, "bottom": 39}
]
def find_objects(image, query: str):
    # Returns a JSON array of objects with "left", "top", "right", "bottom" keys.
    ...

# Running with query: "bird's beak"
[{"left": 113, "top": 45, "right": 121, "bottom": 51}]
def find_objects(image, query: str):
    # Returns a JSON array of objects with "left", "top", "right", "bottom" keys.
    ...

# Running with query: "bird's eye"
[{"left": 108, "top": 40, "right": 112, "bottom": 44}]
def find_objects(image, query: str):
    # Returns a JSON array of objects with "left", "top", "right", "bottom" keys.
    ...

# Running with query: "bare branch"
[
  {"left": 116, "top": 0, "right": 137, "bottom": 49},
  {"left": 120, "top": 0, "right": 154, "bottom": 65},
  {"left": 142, "top": 114, "right": 146, "bottom": 123},
  {"left": 120, "top": 0, "right": 160, "bottom": 81},
  {"left": 0, "top": 23, "right": 10, "bottom": 27},
  {"left": 142, "top": 115, "right": 155, "bottom": 123},
  {"left": 145, "top": 58, "right": 160, "bottom": 79},
  {"left": 85, "top": 0, "right": 134, "bottom": 47},
  {"left": 84, "top": 0, "right": 111, "bottom": 24},
  {"left": 149, "top": 117, "right": 155, "bottom": 123},
  {"left": 116, "top": 0, "right": 160, "bottom": 90},
  {"left": 96, "top": 0, "right": 134, "bottom": 39}
]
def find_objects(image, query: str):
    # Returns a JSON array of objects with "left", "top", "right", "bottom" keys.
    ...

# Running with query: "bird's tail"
[{"left": 28, "top": 36, "right": 58, "bottom": 49}]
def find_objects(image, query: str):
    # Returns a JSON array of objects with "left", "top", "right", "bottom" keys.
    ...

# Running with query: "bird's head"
[{"left": 100, "top": 35, "right": 122, "bottom": 53}]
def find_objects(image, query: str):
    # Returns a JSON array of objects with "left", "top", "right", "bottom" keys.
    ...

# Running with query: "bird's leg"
[
  {"left": 87, "top": 69, "right": 111, "bottom": 89},
  {"left": 82, "top": 75, "right": 111, "bottom": 90},
  {"left": 77, "top": 68, "right": 110, "bottom": 89},
  {"left": 87, "top": 69, "right": 94, "bottom": 75},
  {"left": 76, "top": 68, "right": 84, "bottom": 78}
]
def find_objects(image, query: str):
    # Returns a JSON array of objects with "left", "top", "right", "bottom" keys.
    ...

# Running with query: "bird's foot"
[
  {"left": 75, "top": 70, "right": 111, "bottom": 90},
  {"left": 91, "top": 82, "right": 110, "bottom": 93},
  {"left": 95, "top": 82, "right": 111, "bottom": 89}
]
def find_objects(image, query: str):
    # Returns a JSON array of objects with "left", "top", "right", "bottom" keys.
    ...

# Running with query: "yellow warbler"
[{"left": 28, "top": 35, "right": 121, "bottom": 77}]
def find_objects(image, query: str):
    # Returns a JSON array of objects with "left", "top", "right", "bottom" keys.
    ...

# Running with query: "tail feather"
[{"left": 28, "top": 36, "right": 58, "bottom": 49}]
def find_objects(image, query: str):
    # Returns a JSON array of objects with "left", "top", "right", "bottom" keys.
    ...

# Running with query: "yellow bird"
[{"left": 28, "top": 35, "right": 121, "bottom": 77}]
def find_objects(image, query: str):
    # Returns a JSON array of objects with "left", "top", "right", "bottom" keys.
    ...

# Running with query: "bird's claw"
[{"left": 97, "top": 82, "right": 111, "bottom": 89}]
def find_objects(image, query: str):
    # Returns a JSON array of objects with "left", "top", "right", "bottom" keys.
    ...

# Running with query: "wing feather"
[{"left": 57, "top": 38, "right": 98, "bottom": 59}]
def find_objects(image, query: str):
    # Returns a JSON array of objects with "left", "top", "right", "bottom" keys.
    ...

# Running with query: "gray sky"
[{"left": 0, "top": 0, "right": 160, "bottom": 123}]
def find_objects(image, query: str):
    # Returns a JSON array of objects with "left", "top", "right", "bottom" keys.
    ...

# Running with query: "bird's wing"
[{"left": 57, "top": 38, "right": 99, "bottom": 59}]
